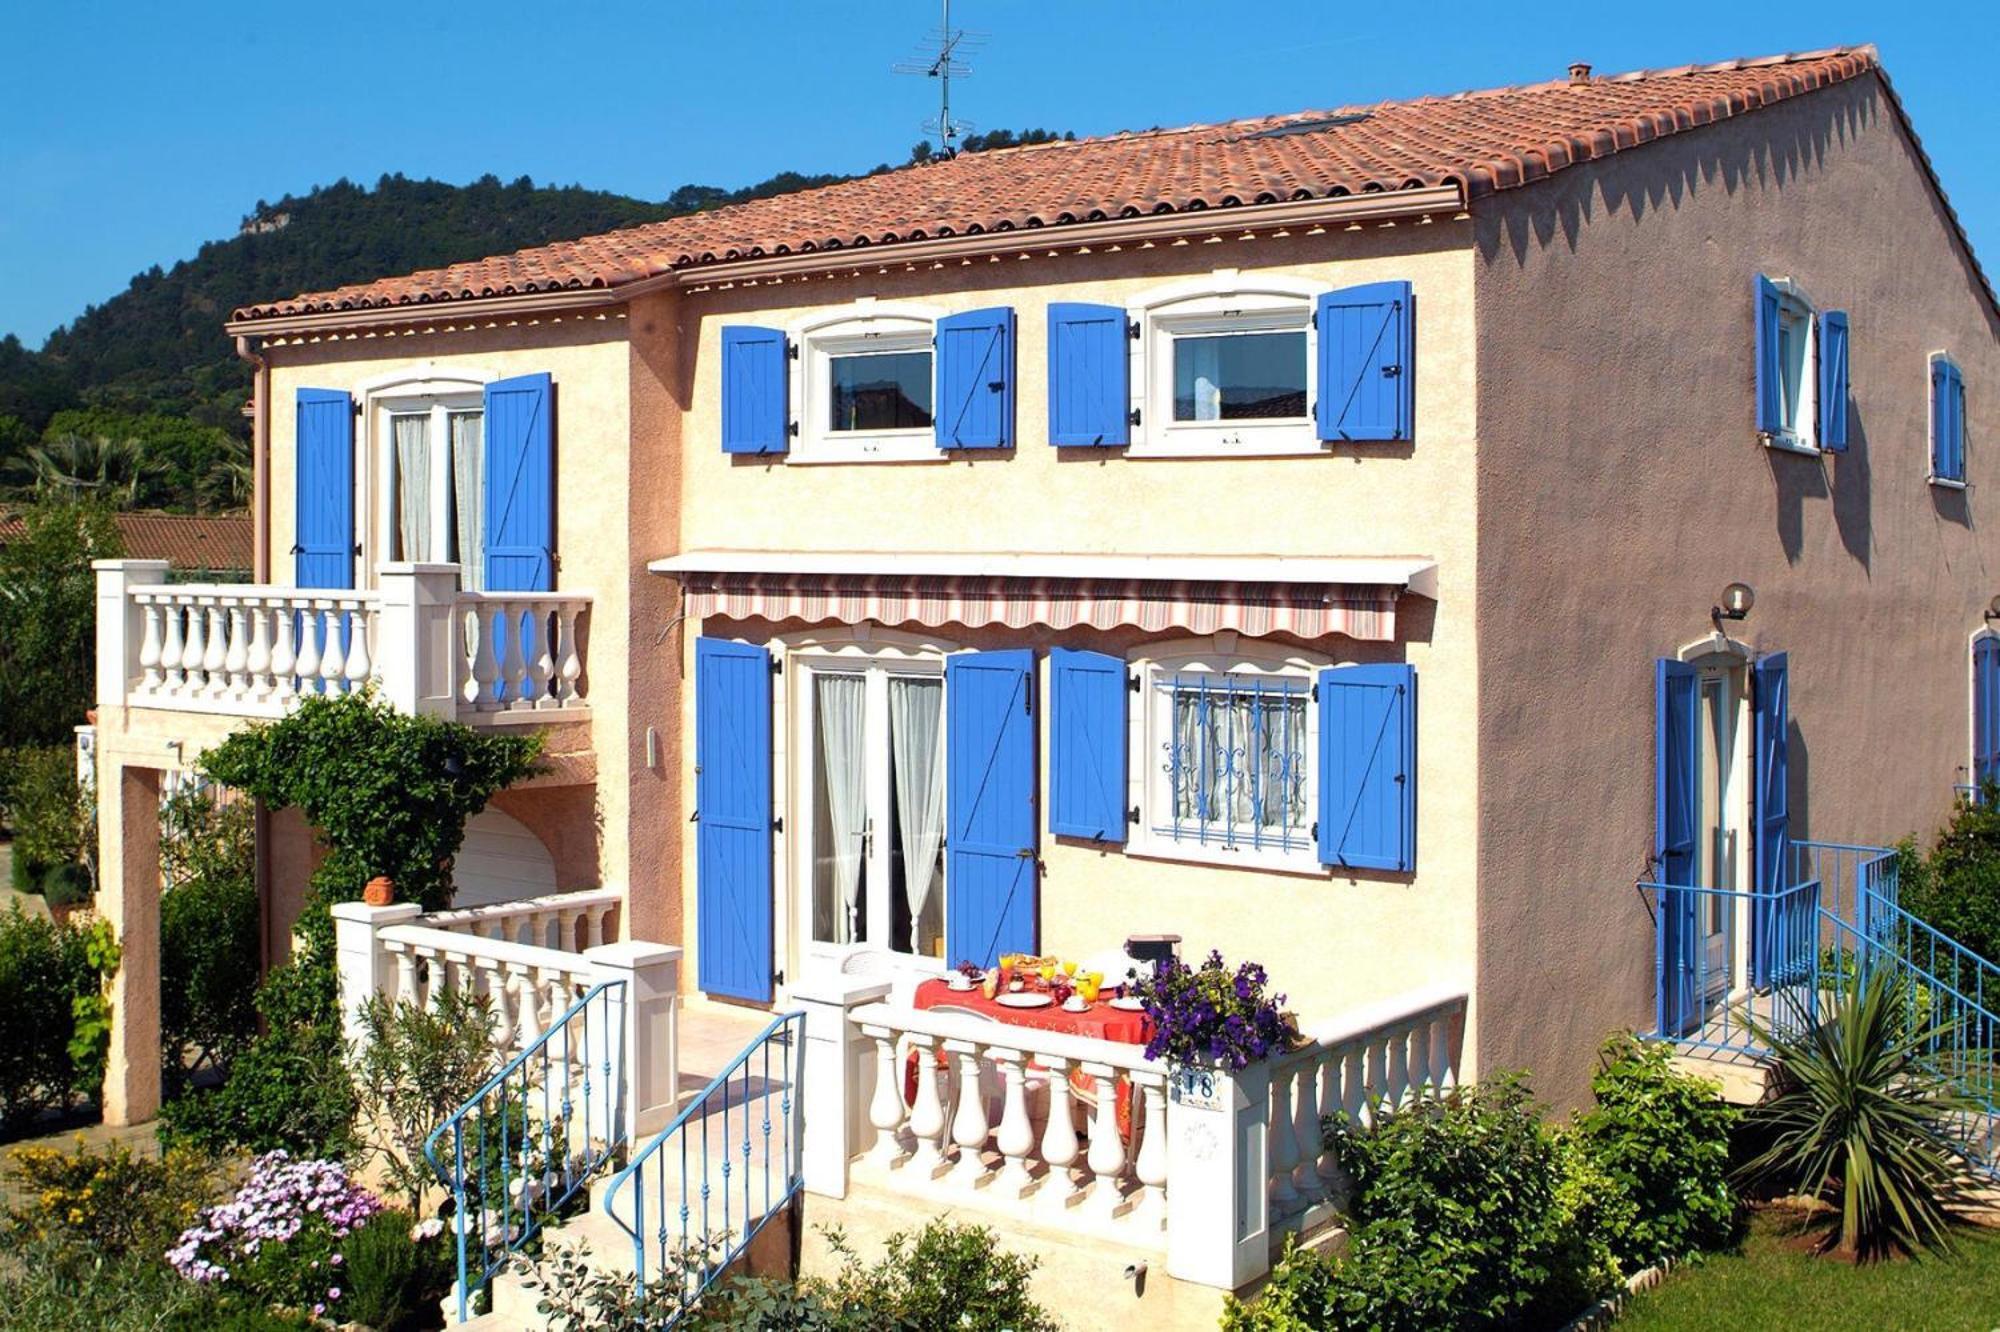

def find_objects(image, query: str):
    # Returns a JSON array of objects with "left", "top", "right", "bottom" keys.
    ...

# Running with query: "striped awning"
[{"left": 652, "top": 553, "right": 1434, "bottom": 644}]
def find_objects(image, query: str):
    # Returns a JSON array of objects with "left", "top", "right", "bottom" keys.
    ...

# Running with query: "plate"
[
  {"left": 996, "top": 992, "right": 1054, "bottom": 1009},
  {"left": 1109, "top": 996, "right": 1146, "bottom": 1012}
]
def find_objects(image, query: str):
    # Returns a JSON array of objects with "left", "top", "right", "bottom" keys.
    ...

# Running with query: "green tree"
[
  {"left": 0, "top": 497, "right": 122, "bottom": 746},
  {"left": 3, "top": 432, "right": 166, "bottom": 507}
]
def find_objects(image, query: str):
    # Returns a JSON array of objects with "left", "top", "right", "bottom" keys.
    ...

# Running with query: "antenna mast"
[{"left": 893, "top": 0, "right": 984, "bottom": 156}]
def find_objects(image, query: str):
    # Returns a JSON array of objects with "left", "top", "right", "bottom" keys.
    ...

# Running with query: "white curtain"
[
  {"left": 816, "top": 673, "right": 868, "bottom": 944},
  {"left": 1176, "top": 338, "right": 1224, "bottom": 421},
  {"left": 393, "top": 414, "right": 432, "bottom": 562},
  {"left": 1172, "top": 682, "right": 1307, "bottom": 835},
  {"left": 890, "top": 677, "right": 946, "bottom": 953},
  {"left": 450, "top": 410, "right": 485, "bottom": 592}
]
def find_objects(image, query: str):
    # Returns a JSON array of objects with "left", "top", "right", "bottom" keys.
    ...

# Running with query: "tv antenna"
[{"left": 893, "top": 0, "right": 985, "bottom": 156}]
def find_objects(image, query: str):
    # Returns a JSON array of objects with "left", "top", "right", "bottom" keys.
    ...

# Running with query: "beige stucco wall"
[
  {"left": 262, "top": 317, "right": 652, "bottom": 914},
  {"left": 1473, "top": 74, "right": 2000, "bottom": 1104},
  {"left": 670, "top": 233, "right": 1483, "bottom": 1030}
]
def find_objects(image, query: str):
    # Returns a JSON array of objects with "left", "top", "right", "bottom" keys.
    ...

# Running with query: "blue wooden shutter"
[
  {"left": 482, "top": 373, "right": 554, "bottom": 592},
  {"left": 294, "top": 388, "right": 354, "bottom": 589},
  {"left": 695, "top": 637, "right": 775, "bottom": 1002},
  {"left": 1976, "top": 638, "right": 2000, "bottom": 790},
  {"left": 1315, "top": 281, "right": 1413, "bottom": 442},
  {"left": 721, "top": 326, "right": 789, "bottom": 455},
  {"left": 1752, "top": 652, "right": 1790, "bottom": 988},
  {"left": 945, "top": 649, "right": 1038, "bottom": 968},
  {"left": 1048, "top": 648, "right": 1127, "bottom": 842},
  {"left": 1316, "top": 663, "right": 1416, "bottom": 872},
  {"left": 1654, "top": 659, "right": 1700, "bottom": 1036},
  {"left": 1047, "top": 303, "right": 1130, "bottom": 447},
  {"left": 1754, "top": 274, "right": 1783, "bottom": 435},
  {"left": 934, "top": 307, "right": 1015, "bottom": 449},
  {"left": 1939, "top": 358, "right": 1967, "bottom": 481},
  {"left": 1818, "top": 310, "right": 1850, "bottom": 451}
]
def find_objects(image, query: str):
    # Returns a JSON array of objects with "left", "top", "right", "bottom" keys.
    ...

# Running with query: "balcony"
[{"left": 93, "top": 559, "right": 593, "bottom": 729}]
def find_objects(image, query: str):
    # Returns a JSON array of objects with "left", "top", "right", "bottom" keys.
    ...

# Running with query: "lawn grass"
[{"left": 1617, "top": 1208, "right": 2000, "bottom": 1331}]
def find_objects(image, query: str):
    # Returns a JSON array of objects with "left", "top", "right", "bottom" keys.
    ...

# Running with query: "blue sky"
[{"left": 2, "top": 1, "right": 1996, "bottom": 346}]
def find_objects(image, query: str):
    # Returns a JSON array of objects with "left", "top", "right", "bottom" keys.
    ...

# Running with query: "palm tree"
[
  {"left": 1739, "top": 967, "right": 1979, "bottom": 1258},
  {"left": 2, "top": 432, "right": 166, "bottom": 508}
]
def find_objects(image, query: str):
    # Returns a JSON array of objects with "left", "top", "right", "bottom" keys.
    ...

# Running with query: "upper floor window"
[
  {"left": 1931, "top": 352, "right": 1967, "bottom": 487},
  {"left": 1754, "top": 274, "right": 1849, "bottom": 454},
  {"left": 381, "top": 392, "right": 487, "bottom": 588},
  {"left": 1135, "top": 276, "right": 1318, "bottom": 457}
]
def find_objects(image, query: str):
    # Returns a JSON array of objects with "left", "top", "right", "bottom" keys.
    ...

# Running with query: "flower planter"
[{"left": 363, "top": 875, "right": 396, "bottom": 907}]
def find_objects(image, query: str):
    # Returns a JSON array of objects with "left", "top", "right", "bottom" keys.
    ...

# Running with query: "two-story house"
[{"left": 88, "top": 44, "right": 1999, "bottom": 1321}]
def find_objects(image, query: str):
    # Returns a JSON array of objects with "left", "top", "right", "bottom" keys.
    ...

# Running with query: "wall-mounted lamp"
[
  {"left": 1711, "top": 581, "right": 1755, "bottom": 627},
  {"left": 1984, "top": 594, "right": 2000, "bottom": 622}
]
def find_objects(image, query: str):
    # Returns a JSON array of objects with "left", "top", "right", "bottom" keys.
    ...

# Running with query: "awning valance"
[{"left": 650, "top": 552, "right": 1436, "bottom": 644}]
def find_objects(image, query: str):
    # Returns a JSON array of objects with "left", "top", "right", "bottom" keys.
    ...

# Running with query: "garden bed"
[{"left": 1615, "top": 1207, "right": 2000, "bottom": 1330}]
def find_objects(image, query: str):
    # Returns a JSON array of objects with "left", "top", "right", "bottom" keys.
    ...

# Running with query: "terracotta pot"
[{"left": 363, "top": 875, "right": 396, "bottom": 907}]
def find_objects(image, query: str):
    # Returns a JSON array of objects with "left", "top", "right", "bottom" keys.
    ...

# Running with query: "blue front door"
[{"left": 695, "top": 637, "right": 775, "bottom": 1002}]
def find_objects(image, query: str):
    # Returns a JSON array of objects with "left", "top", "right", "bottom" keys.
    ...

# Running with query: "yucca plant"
[{"left": 1739, "top": 966, "right": 1978, "bottom": 1259}]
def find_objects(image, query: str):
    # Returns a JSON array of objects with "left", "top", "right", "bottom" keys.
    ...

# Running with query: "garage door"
[{"left": 453, "top": 807, "right": 558, "bottom": 907}]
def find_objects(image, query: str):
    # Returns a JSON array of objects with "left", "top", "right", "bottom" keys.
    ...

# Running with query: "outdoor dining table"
[{"left": 910, "top": 977, "right": 1154, "bottom": 1140}]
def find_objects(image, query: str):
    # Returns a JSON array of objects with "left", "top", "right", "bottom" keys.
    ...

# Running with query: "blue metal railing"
[
  {"left": 1645, "top": 878, "right": 1821, "bottom": 1054},
  {"left": 1794, "top": 839, "right": 1900, "bottom": 941},
  {"left": 604, "top": 1011, "right": 806, "bottom": 1317},
  {"left": 425, "top": 979, "right": 630, "bottom": 1323}
]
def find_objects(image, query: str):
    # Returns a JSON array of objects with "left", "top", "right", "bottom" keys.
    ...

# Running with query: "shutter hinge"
[
  {"left": 771, "top": 657, "right": 784, "bottom": 675},
  {"left": 1128, "top": 805, "right": 1141, "bottom": 825},
  {"left": 1128, "top": 407, "right": 1142, "bottom": 427},
  {"left": 1127, "top": 319, "right": 1141, "bottom": 340},
  {"left": 352, "top": 543, "right": 363, "bottom": 557},
  {"left": 1128, "top": 672, "right": 1141, "bottom": 694},
  {"left": 787, "top": 420, "right": 798, "bottom": 437},
  {"left": 772, "top": 815, "right": 785, "bottom": 833},
  {"left": 1311, "top": 821, "right": 1320, "bottom": 841},
  {"left": 353, "top": 401, "right": 363, "bottom": 416},
  {"left": 1023, "top": 687, "right": 1033, "bottom": 716},
  {"left": 1310, "top": 683, "right": 1319, "bottom": 702},
  {"left": 773, "top": 968, "right": 786, "bottom": 987},
  {"left": 786, "top": 340, "right": 799, "bottom": 361}
]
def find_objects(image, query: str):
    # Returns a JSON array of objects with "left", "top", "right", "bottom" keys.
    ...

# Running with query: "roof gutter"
[{"left": 224, "top": 184, "right": 1466, "bottom": 338}]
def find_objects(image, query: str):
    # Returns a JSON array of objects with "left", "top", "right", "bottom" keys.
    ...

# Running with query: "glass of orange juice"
[
  {"left": 1037, "top": 960, "right": 1057, "bottom": 985},
  {"left": 1078, "top": 972, "right": 1101, "bottom": 1003},
  {"left": 1061, "top": 958, "right": 1079, "bottom": 978}
]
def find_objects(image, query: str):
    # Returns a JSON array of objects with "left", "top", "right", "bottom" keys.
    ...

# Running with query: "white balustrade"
[
  {"left": 454, "top": 592, "right": 592, "bottom": 721},
  {"left": 419, "top": 887, "right": 622, "bottom": 954},
  {"left": 123, "top": 584, "right": 382, "bottom": 717}
]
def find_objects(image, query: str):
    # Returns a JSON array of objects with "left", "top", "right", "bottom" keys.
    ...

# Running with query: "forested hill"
[{"left": 2, "top": 128, "right": 1075, "bottom": 464}]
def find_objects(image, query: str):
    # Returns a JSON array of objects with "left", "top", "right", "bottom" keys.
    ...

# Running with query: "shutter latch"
[
  {"left": 1129, "top": 407, "right": 1142, "bottom": 427},
  {"left": 1127, "top": 319, "right": 1141, "bottom": 340},
  {"left": 1128, "top": 805, "right": 1141, "bottom": 825},
  {"left": 786, "top": 340, "right": 799, "bottom": 361},
  {"left": 1128, "top": 672, "right": 1141, "bottom": 694},
  {"left": 1382, "top": 365, "right": 1402, "bottom": 378}
]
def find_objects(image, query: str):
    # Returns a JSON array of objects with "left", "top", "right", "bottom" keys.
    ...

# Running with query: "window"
[
  {"left": 1932, "top": 353, "right": 1967, "bottom": 487},
  {"left": 378, "top": 391, "right": 486, "bottom": 589},
  {"left": 793, "top": 304, "right": 943, "bottom": 463},
  {"left": 1130, "top": 643, "right": 1325, "bottom": 870},
  {"left": 1134, "top": 275, "right": 1320, "bottom": 456},
  {"left": 1754, "top": 275, "right": 1842, "bottom": 454}
]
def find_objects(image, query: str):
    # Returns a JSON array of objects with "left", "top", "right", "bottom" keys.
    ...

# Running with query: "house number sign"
[{"left": 1170, "top": 1066, "right": 1223, "bottom": 1112}]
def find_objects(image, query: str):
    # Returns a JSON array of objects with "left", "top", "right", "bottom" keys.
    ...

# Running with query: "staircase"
[{"left": 432, "top": 1006, "right": 806, "bottom": 1328}]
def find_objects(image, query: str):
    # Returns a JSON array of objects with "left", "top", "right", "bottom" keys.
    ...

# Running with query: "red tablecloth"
[{"left": 913, "top": 978, "right": 1153, "bottom": 1045}]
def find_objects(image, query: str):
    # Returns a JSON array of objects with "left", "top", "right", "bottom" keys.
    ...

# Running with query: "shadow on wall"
[
  {"left": 1932, "top": 475, "right": 1973, "bottom": 529},
  {"left": 1787, "top": 717, "right": 1810, "bottom": 852},
  {"left": 1768, "top": 449, "right": 1829, "bottom": 565},
  {"left": 1829, "top": 400, "right": 1874, "bottom": 567},
  {"left": 1478, "top": 80, "right": 1875, "bottom": 270}
]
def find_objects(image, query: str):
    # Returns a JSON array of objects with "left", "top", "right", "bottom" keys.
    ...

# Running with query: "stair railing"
[
  {"left": 603, "top": 1010, "right": 807, "bottom": 1315},
  {"left": 424, "top": 979, "right": 630, "bottom": 1323}
]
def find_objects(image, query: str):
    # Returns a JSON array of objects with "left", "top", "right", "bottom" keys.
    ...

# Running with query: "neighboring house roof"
[
  {"left": 230, "top": 45, "right": 1987, "bottom": 327},
  {"left": 0, "top": 510, "right": 252, "bottom": 571}
]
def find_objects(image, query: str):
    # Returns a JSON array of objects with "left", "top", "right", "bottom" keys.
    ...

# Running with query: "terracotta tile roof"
[
  {"left": 0, "top": 510, "right": 252, "bottom": 571},
  {"left": 237, "top": 46, "right": 1890, "bottom": 322}
]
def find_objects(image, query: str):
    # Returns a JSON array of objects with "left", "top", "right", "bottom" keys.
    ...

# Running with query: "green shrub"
[
  {"left": 3, "top": 1136, "right": 218, "bottom": 1263},
  {"left": 4, "top": 745, "right": 87, "bottom": 891},
  {"left": 1896, "top": 790, "right": 2000, "bottom": 966},
  {"left": 340, "top": 1209, "right": 453, "bottom": 1332},
  {"left": 0, "top": 1232, "right": 236, "bottom": 1332},
  {"left": 159, "top": 785, "right": 259, "bottom": 1092},
  {"left": 40, "top": 862, "right": 91, "bottom": 908},
  {"left": 353, "top": 989, "right": 499, "bottom": 1213},
  {"left": 1741, "top": 969, "right": 1975, "bottom": 1258},
  {"left": 1222, "top": 1236, "right": 1340, "bottom": 1331},
  {"left": 0, "top": 498, "right": 120, "bottom": 749},
  {"left": 1573, "top": 1035, "right": 1739, "bottom": 1270},
  {"left": 0, "top": 905, "right": 94, "bottom": 1132},
  {"left": 829, "top": 1218, "right": 1057, "bottom": 1331}
]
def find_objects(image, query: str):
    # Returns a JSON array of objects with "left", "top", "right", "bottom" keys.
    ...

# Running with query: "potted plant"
[
  {"left": 363, "top": 875, "right": 396, "bottom": 907},
  {"left": 1130, "top": 950, "right": 1299, "bottom": 1072}
]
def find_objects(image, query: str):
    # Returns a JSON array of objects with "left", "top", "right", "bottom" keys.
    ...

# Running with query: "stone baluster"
[
  {"left": 988, "top": 1047, "right": 1034, "bottom": 1198},
  {"left": 161, "top": 600, "right": 187, "bottom": 692},
  {"left": 1431, "top": 1011, "right": 1458, "bottom": 1091},
  {"left": 245, "top": 602, "right": 274, "bottom": 701},
  {"left": 1131, "top": 1072, "right": 1169, "bottom": 1229},
  {"left": 511, "top": 964, "right": 544, "bottom": 1051},
  {"left": 1406, "top": 1018, "right": 1433, "bottom": 1096},
  {"left": 1292, "top": 1051, "right": 1325, "bottom": 1203},
  {"left": 946, "top": 1040, "right": 991, "bottom": 1188},
  {"left": 529, "top": 606, "right": 556, "bottom": 708},
  {"left": 270, "top": 605, "right": 297, "bottom": 700},
  {"left": 555, "top": 604, "right": 584, "bottom": 704},
  {"left": 1269, "top": 1061, "right": 1302, "bottom": 1214},
  {"left": 1386, "top": 1026, "right": 1411, "bottom": 1111},
  {"left": 500, "top": 606, "right": 529, "bottom": 710},
  {"left": 1364, "top": 1036, "right": 1390, "bottom": 1128},
  {"left": 224, "top": 601, "right": 250, "bottom": 697},
  {"left": 178, "top": 598, "right": 207, "bottom": 696},
  {"left": 137, "top": 598, "right": 164, "bottom": 695},
  {"left": 482, "top": 961, "right": 515, "bottom": 1054},
  {"left": 344, "top": 602, "right": 373, "bottom": 689},
  {"left": 1037, "top": 1055, "right": 1080, "bottom": 1212},
  {"left": 201, "top": 602, "right": 228, "bottom": 697},
  {"left": 1317, "top": 1053, "right": 1346, "bottom": 1191},
  {"left": 295, "top": 606, "right": 323, "bottom": 694},
  {"left": 865, "top": 1028, "right": 907, "bottom": 1163},
  {"left": 905, "top": 1034, "right": 948, "bottom": 1176},
  {"left": 1082, "top": 1062, "right": 1127, "bottom": 1223},
  {"left": 393, "top": 947, "right": 420, "bottom": 1007},
  {"left": 318, "top": 604, "right": 347, "bottom": 693}
]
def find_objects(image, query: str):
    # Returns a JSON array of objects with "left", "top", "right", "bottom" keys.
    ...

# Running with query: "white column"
[
  {"left": 1166, "top": 1061, "right": 1272, "bottom": 1290},
  {"left": 583, "top": 940, "right": 683, "bottom": 1147},
  {"left": 374, "top": 563, "right": 462, "bottom": 717},
  {"left": 330, "top": 901, "right": 422, "bottom": 1048},
  {"left": 792, "top": 974, "right": 892, "bottom": 1200},
  {"left": 94, "top": 561, "right": 171, "bottom": 711}
]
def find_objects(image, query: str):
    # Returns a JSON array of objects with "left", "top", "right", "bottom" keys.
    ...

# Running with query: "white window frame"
[
  {"left": 1930, "top": 351, "right": 1967, "bottom": 489},
  {"left": 1763, "top": 278, "right": 1820, "bottom": 455},
  {"left": 1125, "top": 633, "right": 1329, "bottom": 874},
  {"left": 1126, "top": 271, "right": 1323, "bottom": 459},
  {"left": 357, "top": 364, "right": 495, "bottom": 586},
  {"left": 788, "top": 299, "right": 946, "bottom": 465},
  {"left": 1967, "top": 626, "right": 1999, "bottom": 790},
  {"left": 769, "top": 625, "right": 960, "bottom": 982}
]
